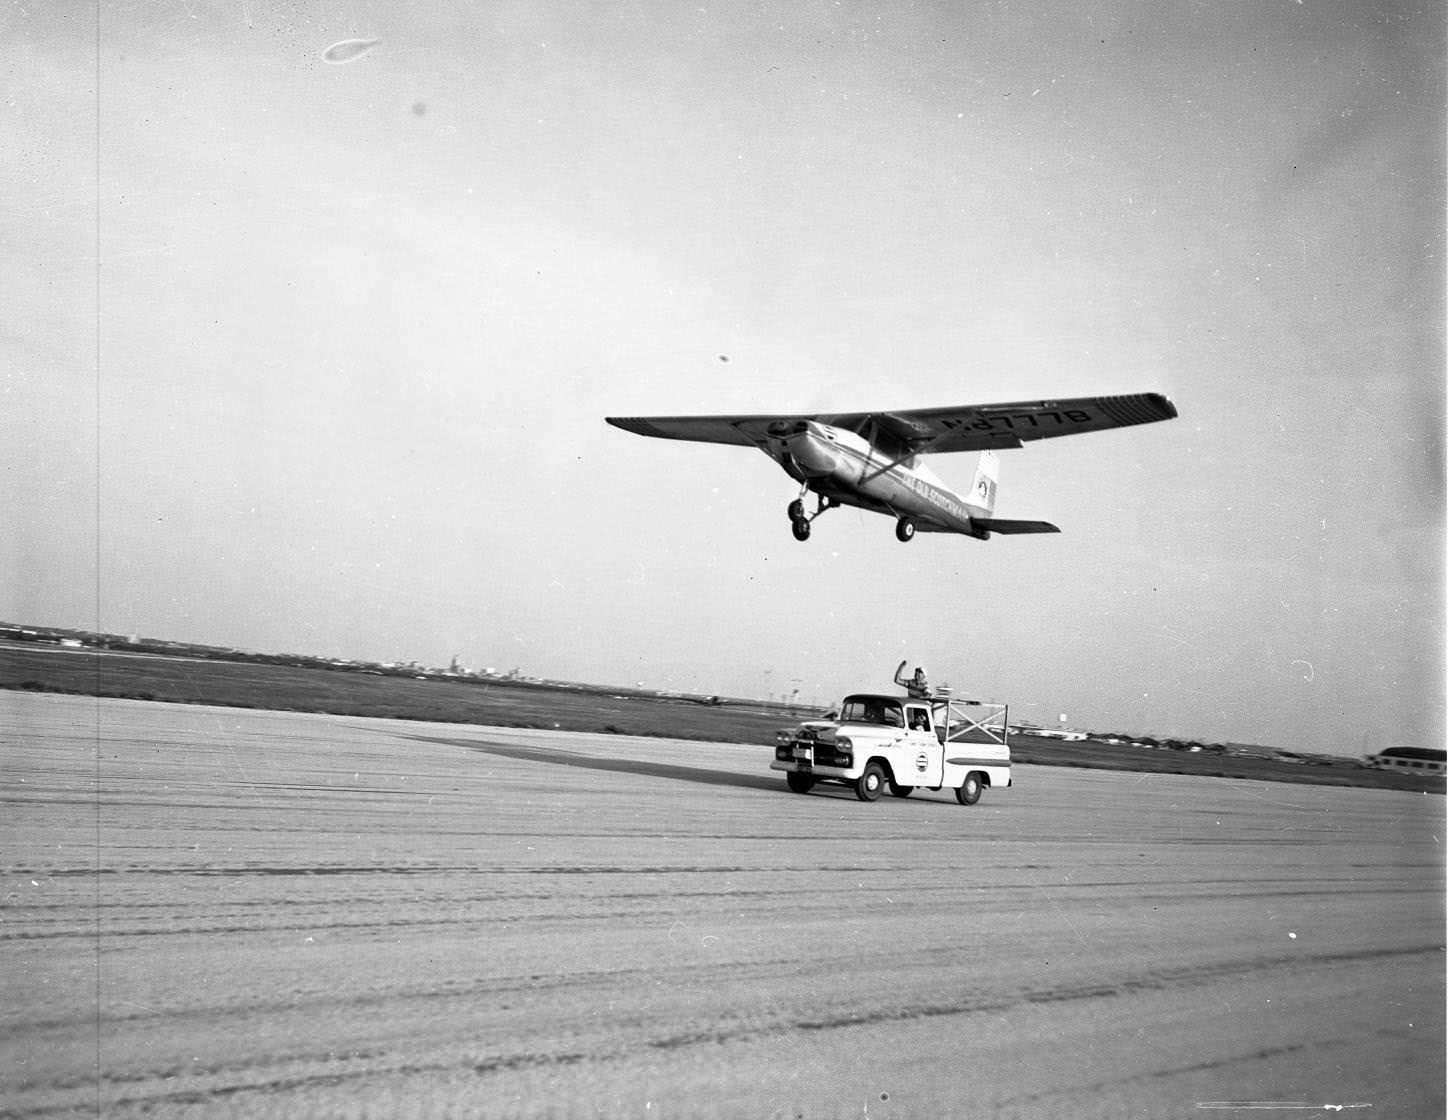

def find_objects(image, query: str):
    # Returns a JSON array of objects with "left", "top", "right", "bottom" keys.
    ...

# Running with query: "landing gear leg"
[{"left": 786, "top": 482, "right": 810, "bottom": 525}]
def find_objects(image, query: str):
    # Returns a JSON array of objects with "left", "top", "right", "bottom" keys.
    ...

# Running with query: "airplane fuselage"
[{"left": 763, "top": 421, "right": 986, "bottom": 536}]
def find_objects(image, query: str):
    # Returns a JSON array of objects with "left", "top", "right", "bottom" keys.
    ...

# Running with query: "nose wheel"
[{"left": 895, "top": 517, "right": 917, "bottom": 542}]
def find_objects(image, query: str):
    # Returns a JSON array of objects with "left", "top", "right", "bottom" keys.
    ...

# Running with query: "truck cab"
[{"left": 771, "top": 691, "right": 1012, "bottom": 804}]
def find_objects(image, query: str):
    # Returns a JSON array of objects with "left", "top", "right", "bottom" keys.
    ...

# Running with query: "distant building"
[{"left": 1366, "top": 747, "right": 1446, "bottom": 776}]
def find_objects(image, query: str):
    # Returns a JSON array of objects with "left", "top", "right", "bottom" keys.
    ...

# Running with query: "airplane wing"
[
  {"left": 606, "top": 393, "right": 1176, "bottom": 454},
  {"left": 837, "top": 393, "right": 1178, "bottom": 454},
  {"left": 603, "top": 415, "right": 777, "bottom": 447}
]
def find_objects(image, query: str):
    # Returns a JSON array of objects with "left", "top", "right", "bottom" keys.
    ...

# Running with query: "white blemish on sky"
[{"left": 322, "top": 38, "right": 380, "bottom": 64}]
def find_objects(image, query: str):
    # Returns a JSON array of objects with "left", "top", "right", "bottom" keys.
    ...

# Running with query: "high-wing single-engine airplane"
[{"left": 606, "top": 392, "right": 1177, "bottom": 542}]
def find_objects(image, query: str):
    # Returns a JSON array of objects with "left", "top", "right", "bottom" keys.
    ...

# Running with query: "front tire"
[
  {"left": 895, "top": 518, "right": 916, "bottom": 543},
  {"left": 786, "top": 771, "right": 815, "bottom": 794},
  {"left": 855, "top": 761, "right": 886, "bottom": 802},
  {"left": 955, "top": 771, "right": 984, "bottom": 805},
  {"left": 791, "top": 518, "right": 811, "bottom": 541},
  {"left": 787, "top": 499, "right": 806, "bottom": 521}
]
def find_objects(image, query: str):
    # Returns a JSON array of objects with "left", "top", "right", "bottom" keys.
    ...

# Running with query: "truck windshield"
[{"left": 840, "top": 698, "right": 904, "bottom": 727}]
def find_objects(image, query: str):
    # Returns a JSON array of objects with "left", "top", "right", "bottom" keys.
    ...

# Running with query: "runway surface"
[{"left": 2, "top": 693, "right": 1442, "bottom": 1119}]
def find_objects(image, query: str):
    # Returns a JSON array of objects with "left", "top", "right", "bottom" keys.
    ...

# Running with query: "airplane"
[{"left": 606, "top": 392, "right": 1177, "bottom": 542}]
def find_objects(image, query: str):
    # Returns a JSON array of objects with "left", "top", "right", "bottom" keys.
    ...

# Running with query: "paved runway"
[{"left": 2, "top": 693, "right": 1442, "bottom": 1118}]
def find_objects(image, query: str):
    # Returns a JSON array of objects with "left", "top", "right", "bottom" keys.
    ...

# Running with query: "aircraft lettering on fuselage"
[
  {"left": 894, "top": 468, "right": 968, "bottom": 522},
  {"left": 606, "top": 392, "right": 1177, "bottom": 543}
]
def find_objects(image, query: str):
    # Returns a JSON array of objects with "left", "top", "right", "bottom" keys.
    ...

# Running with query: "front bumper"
[{"left": 771, "top": 739, "right": 859, "bottom": 780}]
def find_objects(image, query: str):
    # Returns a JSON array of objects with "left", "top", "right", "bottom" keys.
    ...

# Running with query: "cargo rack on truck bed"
[{"left": 933, "top": 689, "right": 1010, "bottom": 751}]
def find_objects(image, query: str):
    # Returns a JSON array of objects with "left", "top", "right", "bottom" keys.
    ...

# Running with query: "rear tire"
[
  {"left": 791, "top": 518, "right": 811, "bottom": 541},
  {"left": 855, "top": 761, "right": 886, "bottom": 802},
  {"left": 955, "top": 771, "right": 984, "bottom": 805},
  {"left": 786, "top": 771, "right": 815, "bottom": 794},
  {"left": 787, "top": 499, "right": 806, "bottom": 521}
]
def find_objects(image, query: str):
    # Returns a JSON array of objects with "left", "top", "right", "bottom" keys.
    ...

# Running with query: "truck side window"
[{"left": 908, "top": 708, "right": 929, "bottom": 731}]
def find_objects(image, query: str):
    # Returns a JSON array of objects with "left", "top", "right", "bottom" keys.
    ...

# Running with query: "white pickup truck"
[{"left": 771, "top": 692, "right": 1012, "bottom": 804}]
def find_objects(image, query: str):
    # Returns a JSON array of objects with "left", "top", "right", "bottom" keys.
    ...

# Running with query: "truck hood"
[
  {"left": 791, "top": 719, "right": 896, "bottom": 744},
  {"left": 795, "top": 720, "right": 838, "bottom": 743}
]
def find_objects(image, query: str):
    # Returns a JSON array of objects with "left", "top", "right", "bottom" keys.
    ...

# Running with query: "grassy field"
[
  {"left": 0, "top": 645, "right": 797, "bottom": 742},
  {"left": 2, "top": 643, "right": 1439, "bottom": 793}
]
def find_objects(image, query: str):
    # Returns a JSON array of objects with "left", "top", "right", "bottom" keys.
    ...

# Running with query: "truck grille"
[{"left": 776, "top": 742, "right": 850, "bottom": 767}]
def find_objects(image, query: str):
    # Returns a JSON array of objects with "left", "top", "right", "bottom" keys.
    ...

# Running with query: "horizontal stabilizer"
[{"left": 974, "top": 519, "right": 1060, "bottom": 535}]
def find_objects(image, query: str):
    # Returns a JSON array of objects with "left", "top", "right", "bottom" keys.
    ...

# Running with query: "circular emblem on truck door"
[{"left": 915, "top": 751, "right": 929, "bottom": 773}]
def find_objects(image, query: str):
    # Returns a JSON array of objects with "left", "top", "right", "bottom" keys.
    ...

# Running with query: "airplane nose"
[{"left": 785, "top": 429, "right": 838, "bottom": 476}]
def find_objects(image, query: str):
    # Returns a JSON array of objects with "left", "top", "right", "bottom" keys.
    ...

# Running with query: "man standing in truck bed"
[{"left": 894, "top": 660, "right": 932, "bottom": 699}]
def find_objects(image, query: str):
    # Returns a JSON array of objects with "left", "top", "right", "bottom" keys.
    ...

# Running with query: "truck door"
[{"left": 903, "top": 703, "right": 943, "bottom": 786}]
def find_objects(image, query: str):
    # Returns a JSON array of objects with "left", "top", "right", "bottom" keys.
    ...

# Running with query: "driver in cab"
[{"left": 864, "top": 701, "right": 904, "bottom": 728}]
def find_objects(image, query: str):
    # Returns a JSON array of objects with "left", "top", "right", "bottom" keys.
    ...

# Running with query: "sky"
[{"left": 2, "top": 0, "right": 1443, "bottom": 755}]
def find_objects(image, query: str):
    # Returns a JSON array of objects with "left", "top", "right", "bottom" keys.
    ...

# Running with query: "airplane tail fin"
[
  {"left": 968, "top": 450, "right": 1000, "bottom": 515},
  {"left": 967, "top": 450, "right": 1059, "bottom": 535}
]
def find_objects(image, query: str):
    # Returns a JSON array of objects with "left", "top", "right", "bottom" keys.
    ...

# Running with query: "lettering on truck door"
[{"left": 904, "top": 704, "right": 942, "bottom": 786}]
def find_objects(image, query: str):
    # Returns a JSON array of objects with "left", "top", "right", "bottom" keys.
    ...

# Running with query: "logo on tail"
[{"left": 969, "top": 450, "right": 999, "bottom": 514}]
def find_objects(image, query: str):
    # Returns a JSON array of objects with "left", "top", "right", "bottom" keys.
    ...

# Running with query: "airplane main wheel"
[
  {"left": 888, "top": 779, "right": 913, "bottom": 798},
  {"left": 955, "top": 772, "right": 984, "bottom": 805},
  {"left": 787, "top": 499, "right": 806, "bottom": 521},
  {"left": 895, "top": 518, "right": 916, "bottom": 543},
  {"left": 791, "top": 518, "right": 811, "bottom": 541},
  {"left": 854, "top": 761, "right": 886, "bottom": 802}
]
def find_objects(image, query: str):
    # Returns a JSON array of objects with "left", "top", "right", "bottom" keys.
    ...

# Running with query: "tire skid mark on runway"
[
  {"left": 8, "top": 890, "right": 1437, "bottom": 946},
  {"left": 5, "top": 879, "right": 1436, "bottom": 946},
  {"left": 5, "top": 952, "right": 848, "bottom": 1038},
  {"left": 12, "top": 1045, "right": 599, "bottom": 1119},
  {"left": 784, "top": 942, "right": 1440, "bottom": 1030},
  {"left": 8, "top": 862, "right": 877, "bottom": 878},
  {"left": 990, "top": 1037, "right": 1316, "bottom": 1116},
  {"left": 1, "top": 881, "right": 907, "bottom": 922},
  {"left": 13, "top": 865, "right": 1431, "bottom": 890},
  {"left": 988, "top": 1023, "right": 1421, "bottom": 1115},
  {"left": 10, "top": 1045, "right": 393, "bottom": 1095}
]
